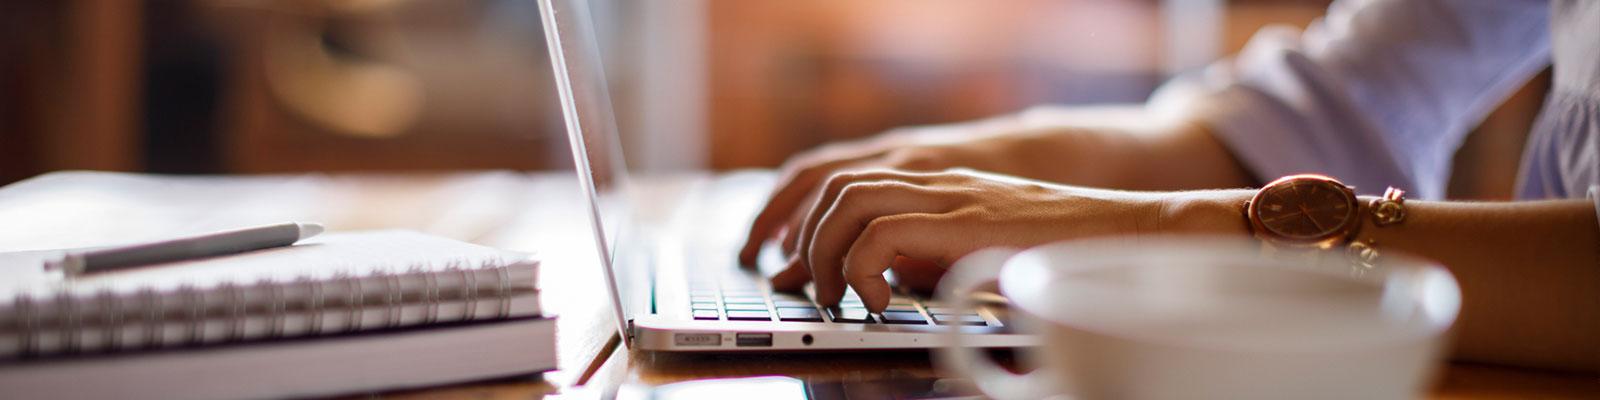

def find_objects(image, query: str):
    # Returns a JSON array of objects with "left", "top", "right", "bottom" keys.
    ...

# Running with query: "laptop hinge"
[{"left": 626, "top": 319, "right": 636, "bottom": 341}]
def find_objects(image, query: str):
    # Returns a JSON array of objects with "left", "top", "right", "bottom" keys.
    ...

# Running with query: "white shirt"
[{"left": 1152, "top": 0, "right": 1597, "bottom": 224}]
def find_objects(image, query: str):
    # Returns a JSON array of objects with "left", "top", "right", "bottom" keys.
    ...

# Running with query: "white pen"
[{"left": 47, "top": 222, "right": 326, "bottom": 276}]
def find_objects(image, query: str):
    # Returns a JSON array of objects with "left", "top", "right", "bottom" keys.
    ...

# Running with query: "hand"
[
  {"left": 737, "top": 120, "right": 1020, "bottom": 266},
  {"left": 736, "top": 107, "right": 1255, "bottom": 269},
  {"left": 770, "top": 168, "right": 1178, "bottom": 312}
]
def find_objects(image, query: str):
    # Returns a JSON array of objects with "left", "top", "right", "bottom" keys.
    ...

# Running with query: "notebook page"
[
  {"left": 0, "top": 230, "right": 540, "bottom": 358},
  {"left": 0, "top": 230, "right": 534, "bottom": 303}
]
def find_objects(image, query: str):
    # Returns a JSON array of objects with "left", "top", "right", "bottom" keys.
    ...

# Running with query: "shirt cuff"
[{"left": 1149, "top": 70, "right": 1322, "bottom": 188}]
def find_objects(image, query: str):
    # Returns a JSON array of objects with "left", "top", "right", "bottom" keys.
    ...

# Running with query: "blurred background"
[{"left": 0, "top": 0, "right": 1546, "bottom": 199}]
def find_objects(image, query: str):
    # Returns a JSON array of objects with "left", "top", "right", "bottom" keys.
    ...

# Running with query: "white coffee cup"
[{"left": 934, "top": 237, "right": 1460, "bottom": 400}]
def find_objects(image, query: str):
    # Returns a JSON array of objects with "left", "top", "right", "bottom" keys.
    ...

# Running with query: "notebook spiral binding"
[
  {"left": 184, "top": 285, "right": 204, "bottom": 347},
  {"left": 267, "top": 282, "right": 286, "bottom": 339},
  {"left": 58, "top": 292, "right": 77, "bottom": 354},
  {"left": 6, "top": 261, "right": 522, "bottom": 359},
  {"left": 345, "top": 276, "right": 363, "bottom": 334},
  {"left": 140, "top": 288, "right": 159, "bottom": 350},
  {"left": 422, "top": 271, "right": 440, "bottom": 325},
  {"left": 97, "top": 290, "right": 120, "bottom": 350}
]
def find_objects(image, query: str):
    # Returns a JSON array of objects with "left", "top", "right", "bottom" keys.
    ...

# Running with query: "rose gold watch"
[{"left": 1245, "top": 174, "right": 1363, "bottom": 250}]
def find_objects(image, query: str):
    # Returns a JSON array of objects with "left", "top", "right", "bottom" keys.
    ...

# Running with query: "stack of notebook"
[{"left": 0, "top": 230, "right": 553, "bottom": 399}]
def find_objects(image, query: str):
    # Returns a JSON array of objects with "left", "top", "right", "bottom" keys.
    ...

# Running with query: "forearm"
[
  {"left": 1366, "top": 199, "right": 1600, "bottom": 371},
  {"left": 1166, "top": 191, "right": 1600, "bottom": 371},
  {"left": 963, "top": 113, "right": 1256, "bottom": 191}
]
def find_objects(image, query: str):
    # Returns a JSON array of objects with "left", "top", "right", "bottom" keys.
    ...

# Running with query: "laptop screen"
[{"left": 539, "top": 0, "right": 636, "bottom": 344}]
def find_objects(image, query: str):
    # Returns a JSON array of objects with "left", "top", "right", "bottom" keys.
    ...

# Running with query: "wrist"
[{"left": 1155, "top": 189, "right": 1255, "bottom": 236}]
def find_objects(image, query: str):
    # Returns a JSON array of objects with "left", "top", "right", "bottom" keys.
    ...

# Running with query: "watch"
[{"left": 1245, "top": 174, "right": 1362, "bottom": 250}]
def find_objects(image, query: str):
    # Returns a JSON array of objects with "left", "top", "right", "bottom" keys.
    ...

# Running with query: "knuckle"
[
  {"left": 886, "top": 147, "right": 944, "bottom": 170},
  {"left": 823, "top": 171, "right": 864, "bottom": 192},
  {"left": 835, "top": 182, "right": 876, "bottom": 205},
  {"left": 942, "top": 166, "right": 976, "bottom": 175},
  {"left": 815, "top": 176, "right": 848, "bottom": 200},
  {"left": 837, "top": 180, "right": 910, "bottom": 206},
  {"left": 946, "top": 208, "right": 989, "bottom": 224},
  {"left": 935, "top": 167, "right": 979, "bottom": 182},
  {"left": 793, "top": 163, "right": 834, "bottom": 182},
  {"left": 858, "top": 215, "right": 906, "bottom": 243}
]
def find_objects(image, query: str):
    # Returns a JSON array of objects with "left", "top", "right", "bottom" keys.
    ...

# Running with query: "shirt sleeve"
[{"left": 1148, "top": 0, "right": 1551, "bottom": 199}]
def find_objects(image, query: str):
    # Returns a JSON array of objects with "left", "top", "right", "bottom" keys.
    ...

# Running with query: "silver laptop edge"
[
  {"left": 538, "top": 0, "right": 1036, "bottom": 351},
  {"left": 538, "top": 0, "right": 633, "bottom": 347}
]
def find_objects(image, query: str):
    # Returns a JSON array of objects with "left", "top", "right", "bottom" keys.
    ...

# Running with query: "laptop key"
[
  {"left": 723, "top": 303, "right": 768, "bottom": 311},
  {"left": 932, "top": 314, "right": 987, "bottom": 326},
  {"left": 770, "top": 293, "right": 808, "bottom": 301},
  {"left": 880, "top": 311, "right": 928, "bottom": 324},
  {"left": 690, "top": 296, "right": 717, "bottom": 303},
  {"left": 691, "top": 302, "right": 718, "bottom": 310},
  {"left": 692, "top": 310, "right": 720, "bottom": 320},
  {"left": 826, "top": 307, "right": 876, "bottom": 323},
  {"left": 777, "top": 307, "right": 824, "bottom": 322},
  {"left": 722, "top": 296, "right": 767, "bottom": 305},
  {"left": 725, "top": 310, "right": 772, "bottom": 321},
  {"left": 925, "top": 307, "right": 977, "bottom": 315},
  {"left": 884, "top": 305, "right": 918, "bottom": 313},
  {"left": 772, "top": 300, "right": 813, "bottom": 308}
]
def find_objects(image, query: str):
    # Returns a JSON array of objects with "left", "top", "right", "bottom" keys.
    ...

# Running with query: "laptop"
[{"left": 538, "top": 0, "right": 1035, "bottom": 351}]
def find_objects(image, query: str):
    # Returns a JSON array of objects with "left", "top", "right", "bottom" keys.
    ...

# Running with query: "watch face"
[{"left": 1252, "top": 177, "right": 1357, "bottom": 241}]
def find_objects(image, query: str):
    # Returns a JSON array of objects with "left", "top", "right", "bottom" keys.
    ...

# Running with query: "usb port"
[{"left": 735, "top": 333, "right": 773, "bottom": 347}]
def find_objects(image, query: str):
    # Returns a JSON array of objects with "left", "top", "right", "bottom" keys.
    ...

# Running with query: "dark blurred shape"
[
  {"left": 1, "top": 0, "right": 568, "bottom": 185},
  {"left": 2, "top": 1, "right": 143, "bottom": 184},
  {"left": 209, "top": 0, "right": 567, "bottom": 173},
  {"left": 142, "top": 1, "right": 226, "bottom": 173}
]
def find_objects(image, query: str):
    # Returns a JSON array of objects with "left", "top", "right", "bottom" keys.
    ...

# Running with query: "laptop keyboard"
[{"left": 686, "top": 277, "right": 989, "bottom": 326}]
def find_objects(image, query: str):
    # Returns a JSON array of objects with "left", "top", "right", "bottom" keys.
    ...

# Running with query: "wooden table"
[{"left": 2, "top": 171, "right": 1595, "bottom": 399}]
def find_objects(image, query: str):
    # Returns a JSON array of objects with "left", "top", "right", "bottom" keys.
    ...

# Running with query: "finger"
[
  {"left": 736, "top": 143, "right": 906, "bottom": 266},
  {"left": 786, "top": 164, "right": 893, "bottom": 256},
  {"left": 737, "top": 159, "right": 855, "bottom": 265},
  {"left": 842, "top": 214, "right": 973, "bottom": 312},
  {"left": 779, "top": 160, "right": 886, "bottom": 257},
  {"left": 880, "top": 147, "right": 947, "bottom": 172},
  {"left": 778, "top": 194, "right": 814, "bottom": 255},
  {"left": 806, "top": 182, "right": 956, "bottom": 307},
  {"left": 768, "top": 257, "right": 811, "bottom": 292},
  {"left": 794, "top": 170, "right": 939, "bottom": 267},
  {"left": 780, "top": 222, "right": 799, "bottom": 255},
  {"left": 887, "top": 256, "right": 946, "bottom": 294}
]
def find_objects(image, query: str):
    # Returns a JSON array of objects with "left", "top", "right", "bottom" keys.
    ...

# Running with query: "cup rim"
[{"left": 993, "top": 236, "right": 1462, "bottom": 354}]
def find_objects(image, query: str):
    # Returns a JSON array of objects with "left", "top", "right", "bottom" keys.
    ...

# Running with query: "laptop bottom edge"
[{"left": 630, "top": 316, "right": 1040, "bottom": 352}]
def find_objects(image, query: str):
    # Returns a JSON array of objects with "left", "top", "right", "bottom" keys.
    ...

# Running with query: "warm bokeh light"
[{"left": 0, "top": 0, "right": 1534, "bottom": 199}]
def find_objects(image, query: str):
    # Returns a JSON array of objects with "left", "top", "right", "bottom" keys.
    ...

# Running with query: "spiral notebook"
[{"left": 0, "top": 230, "right": 540, "bottom": 359}]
